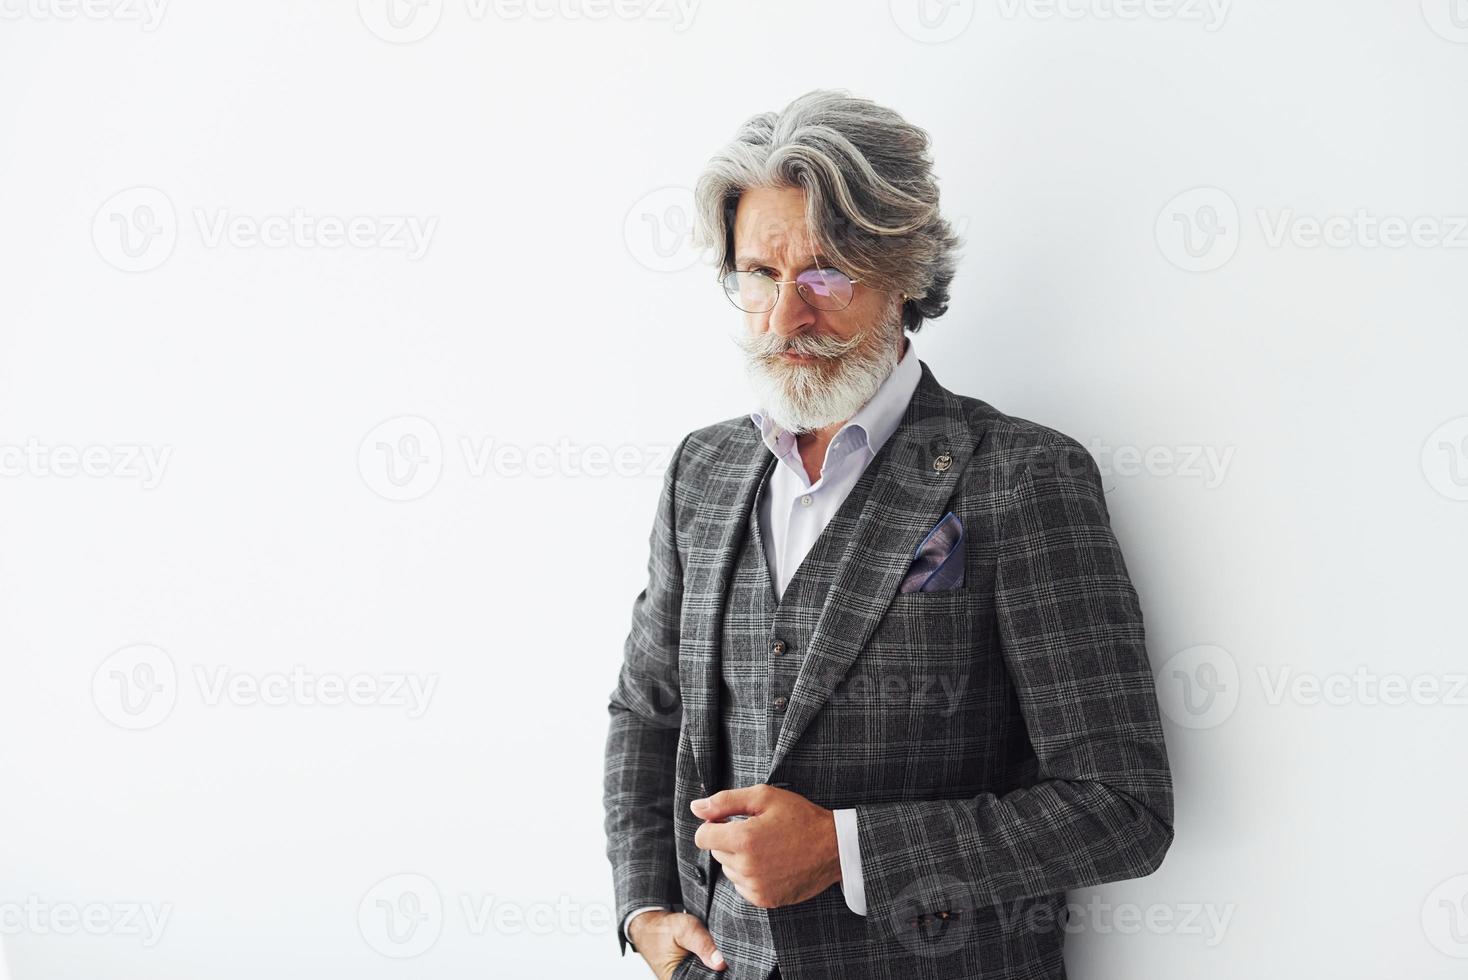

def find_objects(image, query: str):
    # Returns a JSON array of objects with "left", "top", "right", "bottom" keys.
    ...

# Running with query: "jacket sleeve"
[
  {"left": 603, "top": 432, "right": 691, "bottom": 956},
  {"left": 852, "top": 439, "right": 1174, "bottom": 933}
]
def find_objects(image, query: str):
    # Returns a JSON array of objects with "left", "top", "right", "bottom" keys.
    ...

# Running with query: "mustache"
[{"left": 733, "top": 328, "right": 866, "bottom": 361}]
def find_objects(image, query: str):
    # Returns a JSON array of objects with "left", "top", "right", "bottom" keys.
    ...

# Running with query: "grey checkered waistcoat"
[{"left": 604, "top": 359, "right": 1175, "bottom": 980}]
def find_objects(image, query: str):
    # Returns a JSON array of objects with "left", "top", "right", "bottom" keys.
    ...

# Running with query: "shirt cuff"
[
  {"left": 622, "top": 905, "right": 670, "bottom": 950},
  {"left": 833, "top": 807, "right": 867, "bottom": 916}
]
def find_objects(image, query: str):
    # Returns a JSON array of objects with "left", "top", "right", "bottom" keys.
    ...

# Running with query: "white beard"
[{"left": 742, "top": 313, "right": 903, "bottom": 435}]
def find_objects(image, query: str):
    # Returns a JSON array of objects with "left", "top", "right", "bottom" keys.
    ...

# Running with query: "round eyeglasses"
[{"left": 720, "top": 267, "right": 865, "bottom": 314}]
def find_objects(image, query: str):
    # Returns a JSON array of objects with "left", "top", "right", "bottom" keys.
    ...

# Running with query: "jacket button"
[
  {"left": 695, "top": 865, "right": 707, "bottom": 885},
  {"left": 773, "top": 696, "right": 787, "bottom": 711},
  {"left": 771, "top": 639, "right": 786, "bottom": 655}
]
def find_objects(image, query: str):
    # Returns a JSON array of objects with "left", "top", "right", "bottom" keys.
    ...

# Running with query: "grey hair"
[{"left": 692, "top": 88, "right": 962, "bottom": 333}]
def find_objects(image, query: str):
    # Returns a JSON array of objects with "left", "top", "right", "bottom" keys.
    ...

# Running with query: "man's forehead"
[
  {"left": 734, "top": 249, "right": 832, "bottom": 266},
  {"left": 732, "top": 227, "right": 827, "bottom": 266},
  {"left": 733, "top": 205, "right": 817, "bottom": 242},
  {"left": 731, "top": 196, "right": 836, "bottom": 265}
]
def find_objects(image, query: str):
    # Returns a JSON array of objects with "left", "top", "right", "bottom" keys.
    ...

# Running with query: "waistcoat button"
[
  {"left": 771, "top": 639, "right": 786, "bottom": 655},
  {"left": 773, "top": 696, "right": 787, "bottom": 710}
]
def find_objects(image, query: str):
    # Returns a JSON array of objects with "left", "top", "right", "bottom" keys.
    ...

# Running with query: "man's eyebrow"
[{"left": 734, "top": 255, "right": 832, "bottom": 268}]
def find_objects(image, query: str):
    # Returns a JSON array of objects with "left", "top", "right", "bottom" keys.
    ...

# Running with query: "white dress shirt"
[{"left": 622, "top": 336, "right": 921, "bottom": 945}]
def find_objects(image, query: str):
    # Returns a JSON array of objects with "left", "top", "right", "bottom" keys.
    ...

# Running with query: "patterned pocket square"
[{"left": 898, "top": 511, "right": 965, "bottom": 593}]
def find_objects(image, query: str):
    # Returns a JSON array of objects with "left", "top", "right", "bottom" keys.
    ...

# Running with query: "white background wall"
[{"left": 1, "top": 1, "right": 1465, "bottom": 977}]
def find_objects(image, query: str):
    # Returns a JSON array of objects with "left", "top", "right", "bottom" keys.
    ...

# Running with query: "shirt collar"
[{"left": 748, "top": 334, "right": 921, "bottom": 468}]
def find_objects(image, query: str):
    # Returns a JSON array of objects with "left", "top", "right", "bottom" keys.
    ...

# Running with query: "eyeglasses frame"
[{"left": 718, "top": 267, "right": 870, "bottom": 314}]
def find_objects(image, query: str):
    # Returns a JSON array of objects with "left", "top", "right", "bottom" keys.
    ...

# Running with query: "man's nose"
[{"left": 767, "top": 282, "right": 816, "bottom": 337}]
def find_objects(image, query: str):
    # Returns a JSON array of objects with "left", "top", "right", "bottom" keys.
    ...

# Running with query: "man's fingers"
[
  {"left": 674, "top": 918, "right": 727, "bottom": 971},
  {"left": 693, "top": 818, "right": 741, "bottom": 853},
  {"left": 718, "top": 864, "right": 746, "bottom": 891},
  {"left": 720, "top": 869, "right": 762, "bottom": 909},
  {"left": 690, "top": 783, "right": 771, "bottom": 822},
  {"left": 710, "top": 848, "right": 738, "bottom": 870}
]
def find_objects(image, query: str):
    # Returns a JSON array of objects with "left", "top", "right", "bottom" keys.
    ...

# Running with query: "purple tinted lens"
[{"left": 795, "top": 268, "right": 853, "bottom": 308}]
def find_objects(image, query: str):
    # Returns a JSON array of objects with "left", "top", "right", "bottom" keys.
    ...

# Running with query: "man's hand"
[
  {"left": 691, "top": 783, "right": 842, "bottom": 910},
  {"left": 628, "top": 910, "right": 726, "bottom": 979}
]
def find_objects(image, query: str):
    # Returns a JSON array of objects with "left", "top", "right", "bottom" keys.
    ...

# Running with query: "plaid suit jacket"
[{"left": 604, "top": 358, "right": 1174, "bottom": 979}]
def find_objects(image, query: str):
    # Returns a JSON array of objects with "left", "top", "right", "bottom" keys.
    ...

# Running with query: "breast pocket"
[
  {"left": 869, "top": 586, "right": 987, "bottom": 655},
  {"left": 848, "top": 582, "right": 993, "bottom": 707}
]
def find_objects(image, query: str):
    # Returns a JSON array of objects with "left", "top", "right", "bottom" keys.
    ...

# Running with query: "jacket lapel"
[{"left": 681, "top": 420, "right": 772, "bottom": 795}]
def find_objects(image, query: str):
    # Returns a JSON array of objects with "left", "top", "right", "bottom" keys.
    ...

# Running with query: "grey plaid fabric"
[{"left": 604, "top": 358, "right": 1174, "bottom": 980}]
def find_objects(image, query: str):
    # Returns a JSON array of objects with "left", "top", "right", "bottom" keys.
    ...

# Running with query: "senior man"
[{"left": 603, "top": 89, "right": 1174, "bottom": 980}]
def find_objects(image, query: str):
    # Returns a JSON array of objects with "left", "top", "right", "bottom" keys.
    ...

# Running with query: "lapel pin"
[{"left": 929, "top": 435, "right": 953, "bottom": 473}]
